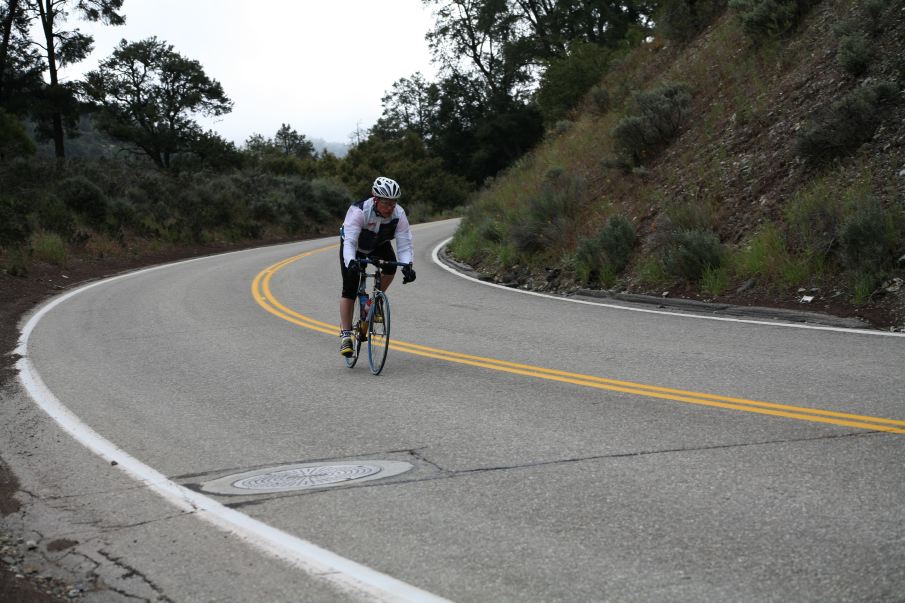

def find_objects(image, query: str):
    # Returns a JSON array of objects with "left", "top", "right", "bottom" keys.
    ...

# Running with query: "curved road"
[{"left": 10, "top": 218, "right": 905, "bottom": 602}]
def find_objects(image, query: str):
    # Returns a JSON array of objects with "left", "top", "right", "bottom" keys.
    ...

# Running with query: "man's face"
[{"left": 375, "top": 197, "right": 396, "bottom": 218}]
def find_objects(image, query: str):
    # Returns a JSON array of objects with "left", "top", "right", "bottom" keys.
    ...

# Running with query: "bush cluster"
[
  {"left": 0, "top": 196, "right": 31, "bottom": 247},
  {"left": 58, "top": 176, "right": 109, "bottom": 228},
  {"left": 657, "top": 0, "right": 728, "bottom": 43},
  {"left": 832, "top": 1, "right": 889, "bottom": 79},
  {"left": 796, "top": 81, "right": 900, "bottom": 164},
  {"left": 742, "top": 181, "right": 904, "bottom": 301},
  {"left": 838, "top": 200, "right": 898, "bottom": 272},
  {"left": 783, "top": 181, "right": 845, "bottom": 257},
  {"left": 664, "top": 229, "right": 725, "bottom": 282},
  {"left": 612, "top": 83, "right": 692, "bottom": 165},
  {"left": 729, "top": 0, "right": 817, "bottom": 42},
  {"left": 575, "top": 214, "right": 637, "bottom": 285},
  {"left": 836, "top": 33, "right": 873, "bottom": 78},
  {"left": 0, "top": 158, "right": 354, "bottom": 274},
  {"left": 644, "top": 201, "right": 725, "bottom": 284}
]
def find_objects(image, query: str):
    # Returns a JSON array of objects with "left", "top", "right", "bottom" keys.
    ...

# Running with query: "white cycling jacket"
[{"left": 340, "top": 197, "right": 413, "bottom": 267}]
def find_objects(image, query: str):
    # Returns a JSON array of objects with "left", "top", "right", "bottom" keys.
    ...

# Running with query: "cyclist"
[{"left": 339, "top": 176, "right": 416, "bottom": 357}]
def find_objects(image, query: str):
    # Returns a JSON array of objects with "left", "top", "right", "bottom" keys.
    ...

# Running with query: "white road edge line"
[
  {"left": 15, "top": 245, "right": 452, "bottom": 603},
  {"left": 431, "top": 237, "right": 905, "bottom": 338}
]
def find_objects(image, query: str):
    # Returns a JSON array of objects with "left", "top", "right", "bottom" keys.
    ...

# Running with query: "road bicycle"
[{"left": 344, "top": 258, "right": 406, "bottom": 375}]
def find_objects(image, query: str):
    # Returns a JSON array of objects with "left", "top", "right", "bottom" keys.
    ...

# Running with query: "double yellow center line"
[{"left": 252, "top": 248, "right": 905, "bottom": 435}]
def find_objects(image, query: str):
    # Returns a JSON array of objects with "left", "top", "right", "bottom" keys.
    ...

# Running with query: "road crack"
[
  {"left": 97, "top": 549, "right": 173, "bottom": 602},
  {"left": 225, "top": 432, "right": 884, "bottom": 507}
]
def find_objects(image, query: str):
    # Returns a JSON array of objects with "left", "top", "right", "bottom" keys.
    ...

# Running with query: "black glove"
[
  {"left": 402, "top": 263, "right": 416, "bottom": 284},
  {"left": 346, "top": 259, "right": 361, "bottom": 279}
]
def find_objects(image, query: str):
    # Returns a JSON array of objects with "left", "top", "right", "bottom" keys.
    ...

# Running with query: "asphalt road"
[{"left": 8, "top": 218, "right": 905, "bottom": 602}]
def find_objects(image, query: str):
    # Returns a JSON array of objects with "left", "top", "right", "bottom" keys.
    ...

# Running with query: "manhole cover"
[{"left": 200, "top": 460, "right": 412, "bottom": 495}]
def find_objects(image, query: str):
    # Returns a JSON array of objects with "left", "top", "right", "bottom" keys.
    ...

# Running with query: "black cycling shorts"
[{"left": 340, "top": 240, "right": 398, "bottom": 299}]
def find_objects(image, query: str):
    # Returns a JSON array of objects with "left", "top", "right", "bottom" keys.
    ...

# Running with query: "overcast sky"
[{"left": 60, "top": 0, "right": 438, "bottom": 146}]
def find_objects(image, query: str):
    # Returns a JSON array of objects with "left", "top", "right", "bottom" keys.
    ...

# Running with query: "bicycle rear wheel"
[
  {"left": 344, "top": 300, "right": 364, "bottom": 369},
  {"left": 367, "top": 291, "right": 390, "bottom": 375}
]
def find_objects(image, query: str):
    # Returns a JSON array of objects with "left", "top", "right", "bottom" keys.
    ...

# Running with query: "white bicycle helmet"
[{"left": 372, "top": 176, "right": 401, "bottom": 200}]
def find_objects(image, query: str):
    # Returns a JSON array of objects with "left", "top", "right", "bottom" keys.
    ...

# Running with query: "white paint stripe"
[
  {"left": 16, "top": 246, "right": 452, "bottom": 603},
  {"left": 431, "top": 237, "right": 905, "bottom": 338}
]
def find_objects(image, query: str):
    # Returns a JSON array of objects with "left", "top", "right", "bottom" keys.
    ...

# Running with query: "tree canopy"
[
  {"left": 363, "top": 0, "right": 655, "bottom": 184},
  {"left": 22, "top": 0, "right": 126, "bottom": 157},
  {"left": 84, "top": 36, "right": 233, "bottom": 168}
]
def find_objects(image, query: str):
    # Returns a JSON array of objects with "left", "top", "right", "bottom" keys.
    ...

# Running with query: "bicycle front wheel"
[{"left": 367, "top": 291, "right": 390, "bottom": 375}]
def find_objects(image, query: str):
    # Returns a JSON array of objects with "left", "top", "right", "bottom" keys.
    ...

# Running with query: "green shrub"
[
  {"left": 612, "top": 116, "right": 652, "bottom": 163},
  {"left": 250, "top": 191, "right": 286, "bottom": 224},
  {"left": 589, "top": 86, "right": 611, "bottom": 115},
  {"left": 108, "top": 198, "right": 138, "bottom": 232},
  {"left": 862, "top": 0, "right": 885, "bottom": 35},
  {"left": 658, "top": 0, "right": 728, "bottom": 43},
  {"left": 0, "top": 109, "right": 36, "bottom": 159},
  {"left": 784, "top": 182, "right": 846, "bottom": 256},
  {"left": 58, "top": 176, "right": 109, "bottom": 228},
  {"left": 838, "top": 200, "right": 897, "bottom": 271},
  {"left": 575, "top": 215, "right": 637, "bottom": 284},
  {"left": 3, "top": 246, "right": 29, "bottom": 276},
  {"left": 598, "top": 215, "right": 637, "bottom": 271},
  {"left": 575, "top": 237, "right": 601, "bottom": 283},
  {"left": 34, "top": 194, "right": 75, "bottom": 236},
  {"left": 552, "top": 120, "right": 573, "bottom": 136},
  {"left": 0, "top": 196, "right": 31, "bottom": 248},
  {"left": 729, "top": 0, "right": 816, "bottom": 42},
  {"left": 637, "top": 84, "right": 693, "bottom": 139},
  {"left": 613, "top": 83, "right": 692, "bottom": 164},
  {"left": 310, "top": 178, "right": 353, "bottom": 220},
  {"left": 285, "top": 180, "right": 328, "bottom": 232},
  {"left": 510, "top": 172, "right": 587, "bottom": 259},
  {"left": 796, "top": 81, "right": 900, "bottom": 164},
  {"left": 31, "top": 232, "right": 68, "bottom": 266},
  {"left": 259, "top": 154, "right": 316, "bottom": 178},
  {"left": 837, "top": 33, "right": 873, "bottom": 78},
  {"left": 664, "top": 229, "right": 724, "bottom": 282}
]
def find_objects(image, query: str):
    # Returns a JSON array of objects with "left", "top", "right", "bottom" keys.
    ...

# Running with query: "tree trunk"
[
  {"left": 36, "top": 0, "right": 64, "bottom": 158},
  {"left": 0, "top": 0, "right": 21, "bottom": 105}
]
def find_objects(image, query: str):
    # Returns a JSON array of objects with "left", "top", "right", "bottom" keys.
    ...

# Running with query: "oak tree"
[{"left": 84, "top": 37, "right": 233, "bottom": 168}]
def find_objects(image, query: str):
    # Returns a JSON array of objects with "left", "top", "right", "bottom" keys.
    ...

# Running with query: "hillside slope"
[{"left": 450, "top": 0, "right": 905, "bottom": 329}]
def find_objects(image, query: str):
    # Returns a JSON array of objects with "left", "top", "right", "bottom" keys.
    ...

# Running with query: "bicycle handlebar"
[{"left": 358, "top": 258, "right": 409, "bottom": 269}]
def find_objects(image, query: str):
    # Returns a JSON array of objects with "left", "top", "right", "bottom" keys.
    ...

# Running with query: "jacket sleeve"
[
  {"left": 394, "top": 208, "right": 413, "bottom": 264},
  {"left": 341, "top": 205, "right": 364, "bottom": 267}
]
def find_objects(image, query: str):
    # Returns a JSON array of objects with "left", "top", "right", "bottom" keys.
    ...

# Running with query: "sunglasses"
[{"left": 377, "top": 198, "right": 397, "bottom": 207}]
